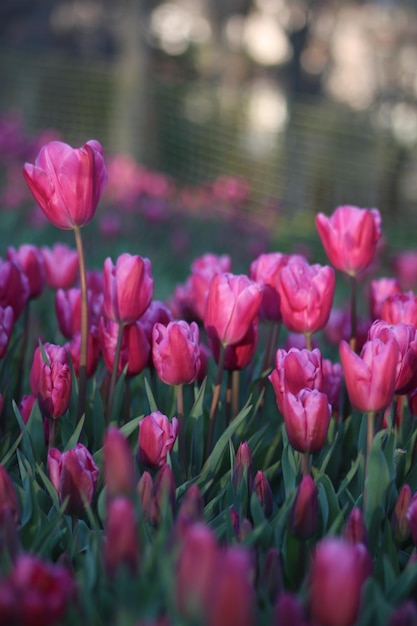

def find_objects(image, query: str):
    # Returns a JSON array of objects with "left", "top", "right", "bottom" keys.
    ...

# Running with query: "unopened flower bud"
[
  {"left": 392, "top": 484, "right": 412, "bottom": 542},
  {"left": 290, "top": 475, "right": 318, "bottom": 541}
]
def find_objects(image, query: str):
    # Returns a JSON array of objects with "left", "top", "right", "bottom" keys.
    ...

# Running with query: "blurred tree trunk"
[{"left": 109, "top": 0, "right": 155, "bottom": 164}]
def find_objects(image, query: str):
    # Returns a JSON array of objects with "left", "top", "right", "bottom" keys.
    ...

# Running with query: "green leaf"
[
  {"left": 365, "top": 431, "right": 392, "bottom": 553},
  {"left": 63, "top": 414, "right": 85, "bottom": 452},
  {"left": 144, "top": 377, "right": 158, "bottom": 413},
  {"left": 12, "top": 400, "right": 35, "bottom": 466},
  {"left": 281, "top": 429, "right": 297, "bottom": 499}
]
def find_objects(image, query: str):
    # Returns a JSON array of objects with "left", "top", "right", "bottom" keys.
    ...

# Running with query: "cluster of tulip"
[{"left": 0, "top": 137, "right": 417, "bottom": 626}]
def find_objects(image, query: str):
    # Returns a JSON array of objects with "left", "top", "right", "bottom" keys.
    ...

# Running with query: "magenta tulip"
[
  {"left": 7, "top": 244, "right": 46, "bottom": 299},
  {"left": 340, "top": 337, "right": 399, "bottom": 412},
  {"left": 23, "top": 139, "right": 107, "bottom": 229},
  {"left": 316, "top": 204, "right": 381, "bottom": 276},
  {"left": 99, "top": 317, "right": 150, "bottom": 378},
  {"left": 103, "top": 253, "right": 154, "bottom": 324},
  {"left": 47, "top": 443, "right": 99, "bottom": 515},
  {"left": 0, "top": 258, "right": 30, "bottom": 321},
  {"left": 277, "top": 260, "right": 335, "bottom": 335},
  {"left": 211, "top": 320, "right": 258, "bottom": 371},
  {"left": 282, "top": 388, "right": 331, "bottom": 454},
  {"left": 269, "top": 347, "right": 323, "bottom": 414},
  {"left": 138, "top": 411, "right": 178, "bottom": 468},
  {"left": 381, "top": 291, "right": 417, "bottom": 327},
  {"left": 309, "top": 538, "right": 373, "bottom": 626},
  {"left": 369, "top": 277, "right": 401, "bottom": 320},
  {"left": 290, "top": 475, "right": 318, "bottom": 540},
  {"left": 0, "top": 306, "right": 14, "bottom": 359},
  {"left": 104, "top": 427, "right": 136, "bottom": 498},
  {"left": 152, "top": 320, "right": 201, "bottom": 385},
  {"left": 204, "top": 272, "right": 262, "bottom": 346},
  {"left": 41, "top": 243, "right": 79, "bottom": 289},
  {"left": 104, "top": 497, "right": 139, "bottom": 577},
  {"left": 38, "top": 360, "right": 72, "bottom": 420}
]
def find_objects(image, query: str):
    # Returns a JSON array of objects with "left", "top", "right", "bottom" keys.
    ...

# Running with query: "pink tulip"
[
  {"left": 322, "top": 358, "right": 343, "bottom": 415},
  {"left": 138, "top": 411, "right": 178, "bottom": 468},
  {"left": 41, "top": 243, "right": 79, "bottom": 289},
  {"left": 368, "top": 320, "right": 417, "bottom": 395},
  {"left": 290, "top": 475, "right": 318, "bottom": 540},
  {"left": 103, "top": 253, "right": 153, "bottom": 324},
  {"left": 0, "top": 465, "right": 20, "bottom": 526},
  {"left": 339, "top": 337, "right": 399, "bottom": 412},
  {"left": 344, "top": 507, "right": 368, "bottom": 546},
  {"left": 204, "top": 272, "right": 262, "bottom": 346},
  {"left": 23, "top": 139, "right": 107, "bottom": 229},
  {"left": 0, "top": 258, "right": 30, "bottom": 320},
  {"left": 369, "top": 277, "right": 401, "bottom": 320},
  {"left": 277, "top": 260, "right": 335, "bottom": 335},
  {"left": 391, "top": 484, "right": 412, "bottom": 542},
  {"left": 7, "top": 244, "right": 46, "bottom": 299},
  {"left": 29, "top": 341, "right": 69, "bottom": 395},
  {"left": 269, "top": 347, "right": 323, "bottom": 414},
  {"left": 407, "top": 494, "right": 417, "bottom": 546},
  {"left": 99, "top": 317, "right": 150, "bottom": 378},
  {"left": 249, "top": 252, "right": 306, "bottom": 322},
  {"left": 282, "top": 388, "right": 331, "bottom": 453},
  {"left": 37, "top": 360, "right": 72, "bottom": 420},
  {"left": 392, "top": 250, "right": 417, "bottom": 290},
  {"left": 381, "top": 291, "right": 417, "bottom": 327},
  {"left": 253, "top": 471, "right": 274, "bottom": 518},
  {"left": 309, "top": 538, "right": 373, "bottom": 626},
  {"left": 104, "top": 497, "right": 139, "bottom": 577},
  {"left": 186, "top": 253, "right": 232, "bottom": 321},
  {"left": 47, "top": 443, "right": 99, "bottom": 515},
  {"left": 316, "top": 204, "right": 381, "bottom": 276},
  {"left": 0, "top": 306, "right": 14, "bottom": 359},
  {"left": 65, "top": 331, "right": 100, "bottom": 378},
  {"left": 152, "top": 320, "right": 200, "bottom": 385},
  {"left": 104, "top": 427, "right": 136, "bottom": 498}
]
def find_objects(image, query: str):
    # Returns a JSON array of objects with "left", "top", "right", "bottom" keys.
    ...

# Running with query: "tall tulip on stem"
[{"left": 23, "top": 139, "right": 107, "bottom": 421}]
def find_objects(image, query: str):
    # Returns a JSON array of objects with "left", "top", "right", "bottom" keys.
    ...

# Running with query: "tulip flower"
[
  {"left": 23, "top": 139, "right": 107, "bottom": 230},
  {"left": 7, "top": 244, "right": 46, "bottom": 300},
  {"left": 211, "top": 320, "right": 258, "bottom": 372},
  {"left": 277, "top": 260, "right": 335, "bottom": 346},
  {"left": 391, "top": 484, "right": 412, "bottom": 542},
  {"left": 153, "top": 463, "right": 176, "bottom": 523},
  {"left": 55, "top": 288, "right": 86, "bottom": 339},
  {"left": 47, "top": 443, "right": 99, "bottom": 515},
  {"left": 103, "top": 253, "right": 154, "bottom": 325},
  {"left": 176, "top": 523, "right": 219, "bottom": 621},
  {"left": 269, "top": 347, "right": 323, "bottom": 414},
  {"left": 369, "top": 277, "right": 401, "bottom": 320},
  {"left": 152, "top": 321, "right": 200, "bottom": 386},
  {"left": 136, "top": 471, "right": 155, "bottom": 523},
  {"left": 253, "top": 471, "right": 274, "bottom": 518},
  {"left": 185, "top": 253, "right": 232, "bottom": 321},
  {"left": 368, "top": 320, "right": 417, "bottom": 396},
  {"left": 290, "top": 475, "right": 318, "bottom": 540},
  {"left": 282, "top": 388, "right": 331, "bottom": 455},
  {"left": 66, "top": 331, "right": 100, "bottom": 379},
  {"left": 0, "top": 258, "right": 30, "bottom": 321},
  {"left": 381, "top": 291, "right": 417, "bottom": 327},
  {"left": 344, "top": 507, "right": 368, "bottom": 546},
  {"left": 0, "top": 305, "right": 14, "bottom": 359},
  {"left": 176, "top": 484, "right": 205, "bottom": 530},
  {"left": 315, "top": 204, "right": 381, "bottom": 276},
  {"left": 0, "top": 554, "right": 76, "bottom": 626},
  {"left": 37, "top": 360, "right": 72, "bottom": 421},
  {"left": 138, "top": 411, "right": 178, "bottom": 468},
  {"left": 41, "top": 243, "right": 79, "bottom": 290},
  {"left": 99, "top": 317, "right": 150, "bottom": 378},
  {"left": 204, "top": 272, "right": 262, "bottom": 347},
  {"left": 274, "top": 592, "right": 306, "bottom": 626},
  {"left": 104, "top": 497, "right": 139, "bottom": 578},
  {"left": 339, "top": 337, "right": 399, "bottom": 413},
  {"left": 0, "top": 465, "right": 20, "bottom": 526},
  {"left": 232, "top": 442, "right": 254, "bottom": 493},
  {"left": 322, "top": 358, "right": 343, "bottom": 415},
  {"left": 392, "top": 249, "right": 417, "bottom": 290},
  {"left": 104, "top": 426, "right": 136, "bottom": 498},
  {"left": 309, "top": 538, "right": 373, "bottom": 626}
]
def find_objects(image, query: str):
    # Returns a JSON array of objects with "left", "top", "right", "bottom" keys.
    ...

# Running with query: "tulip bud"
[
  {"left": 274, "top": 591, "right": 306, "bottom": 626},
  {"left": 232, "top": 442, "right": 253, "bottom": 492},
  {"left": 0, "top": 306, "right": 14, "bottom": 359},
  {"left": 7, "top": 244, "right": 46, "bottom": 300},
  {"left": 177, "top": 484, "right": 204, "bottom": 527},
  {"left": 0, "top": 259, "right": 30, "bottom": 321},
  {"left": 137, "top": 471, "right": 155, "bottom": 523},
  {"left": 104, "top": 427, "right": 136, "bottom": 498},
  {"left": 23, "top": 139, "right": 107, "bottom": 230},
  {"left": 138, "top": 411, "right": 178, "bottom": 468},
  {"left": 392, "top": 484, "right": 412, "bottom": 542},
  {"left": 344, "top": 507, "right": 368, "bottom": 546},
  {"left": 369, "top": 277, "right": 401, "bottom": 320},
  {"left": 66, "top": 331, "right": 100, "bottom": 379},
  {"left": 153, "top": 464, "right": 176, "bottom": 524},
  {"left": 48, "top": 443, "right": 99, "bottom": 515},
  {"left": 290, "top": 475, "right": 318, "bottom": 541},
  {"left": 309, "top": 538, "right": 373, "bottom": 626},
  {"left": 176, "top": 523, "right": 218, "bottom": 621},
  {"left": 0, "top": 465, "right": 20, "bottom": 526},
  {"left": 104, "top": 497, "right": 139, "bottom": 578},
  {"left": 253, "top": 471, "right": 274, "bottom": 518},
  {"left": 37, "top": 361, "right": 72, "bottom": 420}
]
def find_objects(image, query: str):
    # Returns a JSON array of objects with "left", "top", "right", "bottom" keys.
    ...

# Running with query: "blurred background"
[{"left": 1, "top": 0, "right": 417, "bottom": 292}]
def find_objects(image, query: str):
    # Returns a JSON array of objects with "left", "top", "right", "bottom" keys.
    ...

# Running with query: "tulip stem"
[
  {"left": 349, "top": 274, "right": 357, "bottom": 353},
  {"left": 48, "top": 419, "right": 57, "bottom": 451},
  {"left": 176, "top": 384, "right": 186, "bottom": 475},
  {"left": 74, "top": 226, "right": 88, "bottom": 422},
  {"left": 107, "top": 322, "right": 124, "bottom": 424},
  {"left": 301, "top": 452, "right": 310, "bottom": 477},
  {"left": 226, "top": 371, "right": 232, "bottom": 425},
  {"left": 262, "top": 321, "right": 280, "bottom": 374},
  {"left": 205, "top": 343, "right": 226, "bottom": 459},
  {"left": 232, "top": 370, "right": 239, "bottom": 420},
  {"left": 305, "top": 333, "right": 312, "bottom": 351}
]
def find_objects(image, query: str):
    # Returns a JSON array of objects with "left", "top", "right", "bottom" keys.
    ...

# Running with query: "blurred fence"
[{"left": 0, "top": 45, "right": 415, "bottom": 233}]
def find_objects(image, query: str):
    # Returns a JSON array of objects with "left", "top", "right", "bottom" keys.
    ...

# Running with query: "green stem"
[
  {"left": 205, "top": 343, "right": 226, "bottom": 459},
  {"left": 262, "top": 321, "right": 280, "bottom": 374},
  {"left": 305, "top": 333, "right": 312, "bottom": 351},
  {"left": 349, "top": 274, "right": 357, "bottom": 353},
  {"left": 301, "top": 452, "right": 310, "bottom": 477},
  {"left": 48, "top": 419, "right": 57, "bottom": 451},
  {"left": 106, "top": 322, "right": 125, "bottom": 424},
  {"left": 226, "top": 370, "right": 232, "bottom": 426},
  {"left": 74, "top": 226, "right": 88, "bottom": 422},
  {"left": 232, "top": 370, "right": 239, "bottom": 420},
  {"left": 176, "top": 384, "right": 186, "bottom": 474}
]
